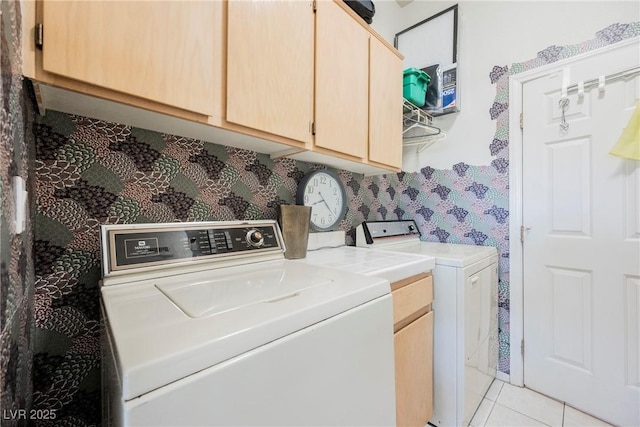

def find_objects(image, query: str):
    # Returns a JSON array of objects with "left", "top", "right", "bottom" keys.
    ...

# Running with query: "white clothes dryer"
[
  {"left": 100, "top": 220, "right": 396, "bottom": 426},
  {"left": 356, "top": 220, "right": 499, "bottom": 427}
]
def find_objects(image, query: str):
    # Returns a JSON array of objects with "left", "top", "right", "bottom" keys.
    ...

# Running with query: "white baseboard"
[{"left": 496, "top": 370, "right": 510, "bottom": 384}]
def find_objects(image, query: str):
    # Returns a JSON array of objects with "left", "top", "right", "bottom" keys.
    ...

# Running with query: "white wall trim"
[
  {"left": 495, "top": 370, "right": 510, "bottom": 384},
  {"left": 507, "top": 36, "right": 640, "bottom": 387},
  {"left": 508, "top": 72, "right": 524, "bottom": 387}
]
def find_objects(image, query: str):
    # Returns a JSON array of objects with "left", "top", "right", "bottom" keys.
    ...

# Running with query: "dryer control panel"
[{"left": 101, "top": 221, "right": 284, "bottom": 275}]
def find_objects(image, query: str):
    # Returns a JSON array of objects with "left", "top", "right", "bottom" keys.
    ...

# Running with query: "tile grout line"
[
  {"left": 482, "top": 380, "right": 502, "bottom": 426},
  {"left": 490, "top": 381, "right": 609, "bottom": 427},
  {"left": 491, "top": 401, "right": 556, "bottom": 427},
  {"left": 494, "top": 383, "right": 560, "bottom": 427},
  {"left": 484, "top": 399, "right": 497, "bottom": 427}
]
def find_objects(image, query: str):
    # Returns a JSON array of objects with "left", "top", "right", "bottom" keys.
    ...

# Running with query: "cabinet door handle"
[{"left": 470, "top": 276, "right": 479, "bottom": 285}]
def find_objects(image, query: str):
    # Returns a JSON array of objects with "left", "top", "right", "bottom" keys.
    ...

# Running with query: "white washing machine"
[
  {"left": 100, "top": 220, "right": 397, "bottom": 426},
  {"left": 356, "top": 220, "right": 499, "bottom": 427}
]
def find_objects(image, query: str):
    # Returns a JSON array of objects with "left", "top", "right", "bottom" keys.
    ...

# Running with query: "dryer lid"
[
  {"left": 376, "top": 241, "right": 497, "bottom": 268},
  {"left": 355, "top": 220, "right": 497, "bottom": 267}
]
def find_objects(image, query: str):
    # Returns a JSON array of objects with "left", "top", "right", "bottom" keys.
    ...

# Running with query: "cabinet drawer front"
[{"left": 392, "top": 276, "right": 433, "bottom": 327}]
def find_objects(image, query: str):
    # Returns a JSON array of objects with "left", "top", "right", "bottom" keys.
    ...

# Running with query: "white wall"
[
  {"left": 373, "top": 1, "right": 640, "bottom": 170},
  {"left": 370, "top": 0, "right": 403, "bottom": 43}
]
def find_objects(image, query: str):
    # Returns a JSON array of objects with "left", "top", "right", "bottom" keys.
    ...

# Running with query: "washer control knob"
[
  {"left": 408, "top": 224, "right": 415, "bottom": 232},
  {"left": 246, "top": 229, "right": 264, "bottom": 247}
]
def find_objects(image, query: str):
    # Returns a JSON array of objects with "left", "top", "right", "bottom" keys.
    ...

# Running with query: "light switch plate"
[{"left": 12, "top": 176, "right": 27, "bottom": 235}]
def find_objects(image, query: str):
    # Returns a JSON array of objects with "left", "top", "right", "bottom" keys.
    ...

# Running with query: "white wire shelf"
[{"left": 402, "top": 98, "right": 446, "bottom": 152}]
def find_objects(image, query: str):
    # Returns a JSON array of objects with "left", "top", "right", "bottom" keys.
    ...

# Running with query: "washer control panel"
[{"left": 102, "top": 221, "right": 283, "bottom": 273}]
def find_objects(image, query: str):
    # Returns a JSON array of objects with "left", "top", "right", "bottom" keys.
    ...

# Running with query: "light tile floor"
[{"left": 470, "top": 379, "right": 614, "bottom": 427}]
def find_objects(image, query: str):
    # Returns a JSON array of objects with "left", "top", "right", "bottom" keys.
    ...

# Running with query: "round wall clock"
[{"left": 296, "top": 169, "right": 347, "bottom": 232}]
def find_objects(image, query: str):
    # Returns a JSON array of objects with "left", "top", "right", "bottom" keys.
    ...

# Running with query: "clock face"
[{"left": 297, "top": 170, "right": 346, "bottom": 231}]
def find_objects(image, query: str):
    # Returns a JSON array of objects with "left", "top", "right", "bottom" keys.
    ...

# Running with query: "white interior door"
[{"left": 522, "top": 41, "right": 640, "bottom": 427}]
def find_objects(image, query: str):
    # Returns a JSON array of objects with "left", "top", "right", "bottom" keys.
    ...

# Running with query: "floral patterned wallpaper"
[
  {"left": 2, "top": 0, "right": 638, "bottom": 422},
  {"left": 1, "top": 0, "right": 35, "bottom": 425},
  {"left": 31, "top": 113, "right": 321, "bottom": 425}
]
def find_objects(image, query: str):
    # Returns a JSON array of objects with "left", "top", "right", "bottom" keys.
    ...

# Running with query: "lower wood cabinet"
[{"left": 391, "top": 273, "right": 434, "bottom": 427}]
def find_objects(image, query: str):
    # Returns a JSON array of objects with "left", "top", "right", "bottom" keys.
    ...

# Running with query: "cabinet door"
[
  {"left": 315, "top": 0, "right": 369, "bottom": 159},
  {"left": 227, "top": 1, "right": 314, "bottom": 144},
  {"left": 369, "top": 38, "right": 403, "bottom": 169},
  {"left": 395, "top": 311, "right": 434, "bottom": 427},
  {"left": 42, "top": 1, "right": 216, "bottom": 116}
]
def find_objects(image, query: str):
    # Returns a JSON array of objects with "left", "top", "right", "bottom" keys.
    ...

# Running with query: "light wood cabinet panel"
[
  {"left": 392, "top": 275, "right": 433, "bottom": 329},
  {"left": 42, "top": 1, "right": 216, "bottom": 116},
  {"left": 315, "top": 0, "right": 369, "bottom": 159},
  {"left": 369, "top": 37, "right": 403, "bottom": 169},
  {"left": 27, "top": 0, "right": 402, "bottom": 175},
  {"left": 395, "top": 311, "right": 434, "bottom": 427},
  {"left": 227, "top": 1, "right": 314, "bottom": 144}
]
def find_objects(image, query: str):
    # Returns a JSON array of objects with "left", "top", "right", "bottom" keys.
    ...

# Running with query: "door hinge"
[
  {"left": 35, "top": 23, "right": 44, "bottom": 48},
  {"left": 312, "top": 0, "right": 317, "bottom": 12},
  {"left": 311, "top": 122, "right": 316, "bottom": 135},
  {"left": 521, "top": 339, "right": 525, "bottom": 357},
  {"left": 520, "top": 112, "right": 524, "bottom": 130},
  {"left": 520, "top": 225, "right": 531, "bottom": 243}
]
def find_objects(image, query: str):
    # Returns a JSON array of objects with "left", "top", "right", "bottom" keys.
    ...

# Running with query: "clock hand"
[{"left": 318, "top": 192, "right": 333, "bottom": 213}]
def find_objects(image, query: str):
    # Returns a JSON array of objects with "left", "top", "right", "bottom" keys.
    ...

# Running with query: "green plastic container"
[{"left": 403, "top": 68, "right": 430, "bottom": 107}]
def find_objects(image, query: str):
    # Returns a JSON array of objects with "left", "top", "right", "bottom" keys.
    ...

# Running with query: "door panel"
[
  {"left": 394, "top": 312, "right": 433, "bottom": 427},
  {"left": 625, "top": 275, "right": 640, "bottom": 389},
  {"left": 465, "top": 266, "right": 493, "bottom": 360},
  {"left": 522, "top": 40, "right": 640, "bottom": 427},
  {"left": 369, "top": 37, "right": 402, "bottom": 168},
  {"left": 227, "top": 1, "right": 314, "bottom": 144},
  {"left": 546, "top": 137, "right": 591, "bottom": 236},
  {"left": 625, "top": 160, "right": 640, "bottom": 239},
  {"left": 42, "top": 1, "right": 216, "bottom": 116},
  {"left": 464, "top": 263, "right": 498, "bottom": 425},
  {"left": 315, "top": 0, "right": 369, "bottom": 159},
  {"left": 548, "top": 267, "right": 592, "bottom": 371}
]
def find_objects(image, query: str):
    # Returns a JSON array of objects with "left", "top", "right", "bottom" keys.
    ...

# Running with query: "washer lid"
[
  {"left": 102, "top": 260, "right": 389, "bottom": 400},
  {"left": 156, "top": 267, "right": 336, "bottom": 318}
]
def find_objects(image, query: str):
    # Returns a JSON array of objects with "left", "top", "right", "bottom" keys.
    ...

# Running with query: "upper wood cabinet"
[
  {"left": 25, "top": 0, "right": 403, "bottom": 174},
  {"left": 314, "top": 0, "right": 402, "bottom": 170},
  {"left": 369, "top": 37, "right": 403, "bottom": 169},
  {"left": 41, "top": 1, "right": 216, "bottom": 116},
  {"left": 315, "top": 0, "right": 369, "bottom": 159},
  {"left": 226, "top": 1, "right": 314, "bottom": 144}
]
